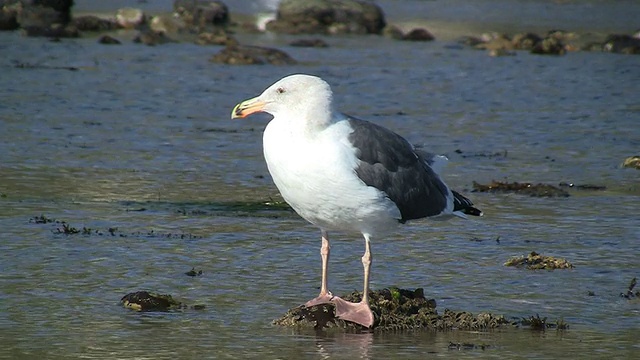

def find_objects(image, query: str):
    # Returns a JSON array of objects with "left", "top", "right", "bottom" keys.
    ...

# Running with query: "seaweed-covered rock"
[
  {"left": 602, "top": 34, "right": 640, "bottom": 54},
  {"left": 401, "top": 28, "right": 434, "bottom": 42},
  {"left": 211, "top": 45, "right": 296, "bottom": 65},
  {"left": 17, "top": 3, "right": 76, "bottom": 37},
  {"left": 274, "top": 288, "right": 511, "bottom": 331},
  {"left": 381, "top": 24, "right": 403, "bottom": 40},
  {"left": 121, "top": 291, "right": 185, "bottom": 311},
  {"left": 475, "top": 33, "right": 513, "bottom": 51},
  {"left": 173, "top": 0, "right": 229, "bottom": 30},
  {"left": 622, "top": 155, "right": 640, "bottom": 169},
  {"left": 72, "top": 15, "right": 119, "bottom": 32},
  {"left": 150, "top": 14, "right": 186, "bottom": 35},
  {"left": 185, "top": 267, "right": 203, "bottom": 276},
  {"left": 289, "top": 38, "right": 329, "bottom": 47},
  {"left": 33, "top": 0, "right": 73, "bottom": 21},
  {"left": 9, "top": 0, "right": 77, "bottom": 37},
  {"left": 121, "top": 291, "right": 206, "bottom": 311},
  {"left": 0, "top": 2, "right": 20, "bottom": 30},
  {"left": 531, "top": 36, "right": 566, "bottom": 55},
  {"left": 512, "top": 32, "right": 541, "bottom": 50},
  {"left": 266, "top": 0, "right": 386, "bottom": 35},
  {"left": 196, "top": 30, "right": 237, "bottom": 45},
  {"left": 504, "top": 251, "right": 574, "bottom": 270},
  {"left": 472, "top": 180, "right": 570, "bottom": 197},
  {"left": 133, "top": 29, "right": 176, "bottom": 46},
  {"left": 98, "top": 34, "right": 121, "bottom": 44}
]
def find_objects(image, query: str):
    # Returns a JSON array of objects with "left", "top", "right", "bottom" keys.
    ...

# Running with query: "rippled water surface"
[{"left": 1, "top": 1, "right": 639, "bottom": 358}]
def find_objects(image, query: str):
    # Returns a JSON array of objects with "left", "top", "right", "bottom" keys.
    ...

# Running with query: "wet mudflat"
[{"left": 1, "top": 3, "right": 639, "bottom": 359}]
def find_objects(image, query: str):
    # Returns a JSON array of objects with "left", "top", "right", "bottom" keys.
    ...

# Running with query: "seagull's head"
[{"left": 232, "top": 74, "right": 335, "bottom": 128}]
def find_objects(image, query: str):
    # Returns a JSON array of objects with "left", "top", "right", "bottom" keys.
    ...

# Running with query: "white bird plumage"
[{"left": 231, "top": 74, "right": 482, "bottom": 328}]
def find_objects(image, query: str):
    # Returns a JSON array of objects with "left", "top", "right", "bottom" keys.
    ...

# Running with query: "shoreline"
[{"left": 70, "top": 8, "right": 636, "bottom": 44}]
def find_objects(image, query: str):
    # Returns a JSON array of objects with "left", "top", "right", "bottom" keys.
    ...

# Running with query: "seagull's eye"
[{"left": 276, "top": 87, "right": 286, "bottom": 94}]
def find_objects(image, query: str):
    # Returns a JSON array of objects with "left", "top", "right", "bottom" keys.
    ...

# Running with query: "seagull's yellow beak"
[{"left": 231, "top": 97, "right": 266, "bottom": 119}]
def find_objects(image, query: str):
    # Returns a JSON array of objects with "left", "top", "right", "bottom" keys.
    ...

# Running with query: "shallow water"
[{"left": 1, "top": 2, "right": 640, "bottom": 358}]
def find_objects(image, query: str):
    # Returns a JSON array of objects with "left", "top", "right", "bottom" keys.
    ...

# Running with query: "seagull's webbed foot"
[
  {"left": 331, "top": 296, "right": 374, "bottom": 328},
  {"left": 304, "top": 292, "right": 334, "bottom": 308}
]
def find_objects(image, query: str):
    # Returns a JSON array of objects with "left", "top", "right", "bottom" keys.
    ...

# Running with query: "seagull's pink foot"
[
  {"left": 304, "top": 292, "right": 334, "bottom": 308},
  {"left": 331, "top": 296, "right": 374, "bottom": 328}
]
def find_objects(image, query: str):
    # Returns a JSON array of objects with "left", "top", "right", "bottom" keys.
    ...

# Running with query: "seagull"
[{"left": 231, "top": 74, "right": 482, "bottom": 328}]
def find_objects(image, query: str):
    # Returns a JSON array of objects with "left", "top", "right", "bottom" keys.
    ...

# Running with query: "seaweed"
[
  {"left": 504, "top": 251, "right": 574, "bottom": 270},
  {"left": 620, "top": 277, "right": 639, "bottom": 299},
  {"left": 472, "top": 180, "right": 570, "bottom": 197},
  {"left": 30, "top": 215, "right": 203, "bottom": 239},
  {"left": 273, "top": 288, "right": 512, "bottom": 332},
  {"left": 519, "top": 314, "right": 569, "bottom": 331},
  {"left": 185, "top": 268, "right": 203, "bottom": 277},
  {"left": 121, "top": 291, "right": 205, "bottom": 311}
]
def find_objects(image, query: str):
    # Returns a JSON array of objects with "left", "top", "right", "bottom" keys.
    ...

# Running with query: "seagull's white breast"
[{"left": 262, "top": 117, "right": 401, "bottom": 236}]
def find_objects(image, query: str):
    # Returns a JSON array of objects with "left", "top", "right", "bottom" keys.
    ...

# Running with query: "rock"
[
  {"left": 582, "top": 41, "right": 604, "bottom": 52},
  {"left": 602, "top": 34, "right": 640, "bottom": 54},
  {"left": 31, "top": 0, "right": 73, "bottom": 23},
  {"left": 289, "top": 38, "right": 329, "bottom": 47},
  {"left": 475, "top": 34, "right": 514, "bottom": 51},
  {"left": 13, "top": 0, "right": 77, "bottom": 37},
  {"left": 401, "top": 28, "right": 434, "bottom": 41},
  {"left": 185, "top": 267, "right": 203, "bottom": 276},
  {"left": 150, "top": 14, "right": 186, "bottom": 35},
  {"left": 531, "top": 36, "right": 566, "bottom": 55},
  {"left": 0, "top": 3, "right": 19, "bottom": 30},
  {"left": 72, "top": 15, "right": 119, "bottom": 32},
  {"left": 121, "top": 291, "right": 205, "bottom": 311},
  {"left": 512, "top": 32, "right": 541, "bottom": 50},
  {"left": 622, "top": 155, "right": 640, "bottom": 169},
  {"left": 196, "top": 30, "right": 237, "bottom": 45},
  {"left": 22, "top": 22, "right": 78, "bottom": 37},
  {"left": 173, "top": 0, "right": 229, "bottom": 30},
  {"left": 98, "top": 34, "right": 121, "bottom": 45},
  {"left": 210, "top": 45, "right": 296, "bottom": 65},
  {"left": 116, "top": 7, "right": 145, "bottom": 29},
  {"left": 381, "top": 24, "right": 403, "bottom": 40},
  {"left": 458, "top": 35, "right": 484, "bottom": 47},
  {"left": 17, "top": 4, "right": 64, "bottom": 27},
  {"left": 133, "top": 29, "right": 176, "bottom": 46},
  {"left": 547, "top": 29, "right": 578, "bottom": 42},
  {"left": 266, "top": 0, "right": 386, "bottom": 35},
  {"left": 504, "top": 251, "right": 574, "bottom": 270},
  {"left": 121, "top": 291, "right": 184, "bottom": 311}
]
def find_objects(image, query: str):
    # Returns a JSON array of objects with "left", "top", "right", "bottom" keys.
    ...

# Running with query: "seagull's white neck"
[{"left": 274, "top": 102, "right": 337, "bottom": 138}]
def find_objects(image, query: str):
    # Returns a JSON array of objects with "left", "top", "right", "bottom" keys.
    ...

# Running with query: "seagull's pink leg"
[
  {"left": 331, "top": 234, "right": 375, "bottom": 328},
  {"left": 305, "top": 230, "right": 333, "bottom": 307}
]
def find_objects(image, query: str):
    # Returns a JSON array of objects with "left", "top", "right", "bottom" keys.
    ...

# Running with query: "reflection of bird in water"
[
  {"left": 232, "top": 74, "right": 482, "bottom": 328},
  {"left": 314, "top": 332, "right": 374, "bottom": 360}
]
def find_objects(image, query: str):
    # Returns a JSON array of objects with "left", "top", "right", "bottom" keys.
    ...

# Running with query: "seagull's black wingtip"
[{"left": 452, "top": 190, "right": 483, "bottom": 217}]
